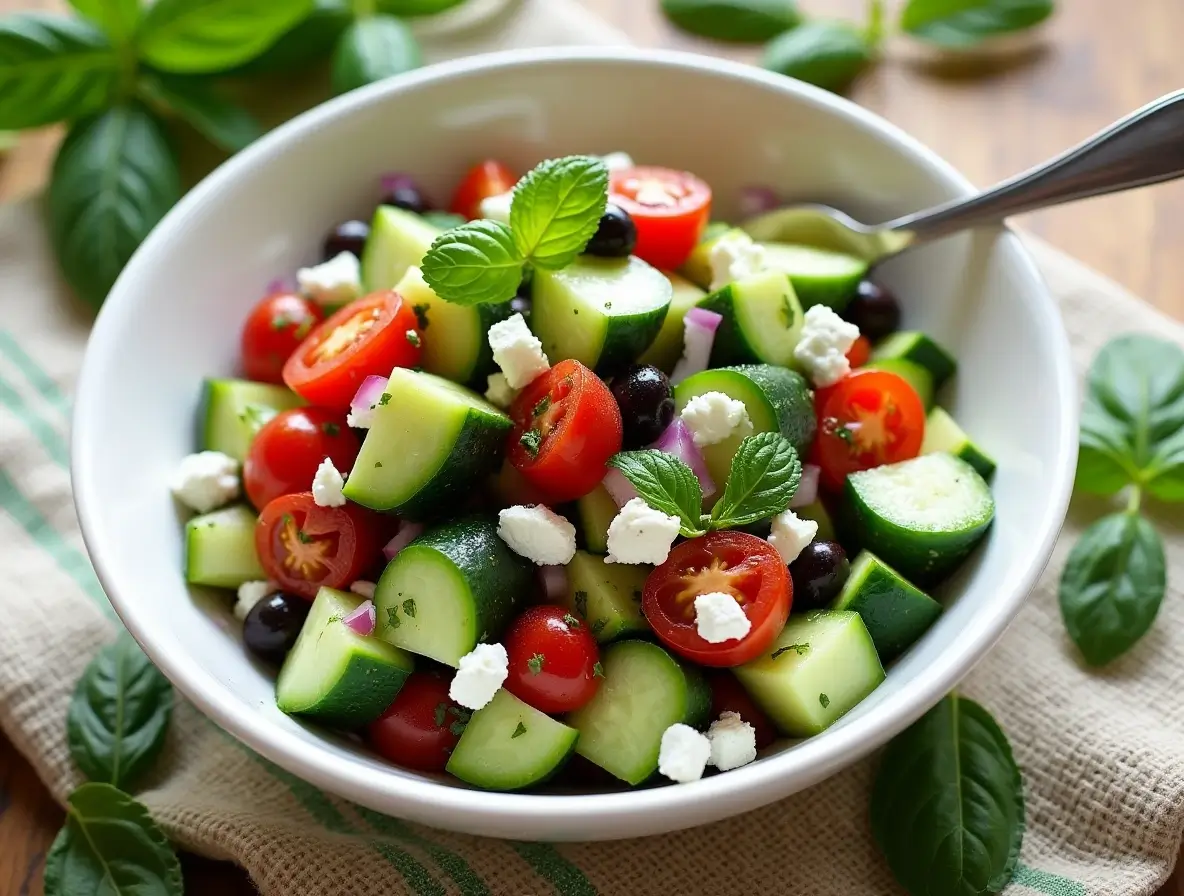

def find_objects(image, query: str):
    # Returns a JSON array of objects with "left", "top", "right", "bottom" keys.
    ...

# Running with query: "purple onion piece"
[
  {"left": 738, "top": 185, "right": 781, "bottom": 219},
  {"left": 343, "top": 600, "right": 376, "bottom": 637},
  {"left": 383, "top": 521, "right": 425, "bottom": 561},
  {"left": 671, "top": 313, "right": 720, "bottom": 385},
  {"left": 538, "top": 565, "right": 568, "bottom": 602},
  {"left": 653, "top": 418, "right": 716, "bottom": 498},
  {"left": 790, "top": 464, "right": 821, "bottom": 509},
  {"left": 602, "top": 468, "right": 639, "bottom": 509}
]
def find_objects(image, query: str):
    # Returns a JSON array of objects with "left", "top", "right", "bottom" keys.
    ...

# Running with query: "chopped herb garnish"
[
  {"left": 604, "top": 301, "right": 612, "bottom": 310},
  {"left": 270, "top": 313, "right": 291, "bottom": 330},
  {"left": 378, "top": 392, "right": 392, "bottom": 406},
  {"left": 327, "top": 613, "right": 343, "bottom": 623},
  {"left": 449, "top": 719, "right": 468, "bottom": 737},
  {"left": 402, "top": 598, "right": 416, "bottom": 618},
  {"left": 592, "top": 661, "right": 605, "bottom": 678},
  {"left": 780, "top": 293, "right": 796, "bottom": 329},
  {"left": 412, "top": 303, "right": 430, "bottom": 330},
  {"left": 386, "top": 607, "right": 401, "bottom": 630},
  {"left": 520, "top": 429, "right": 542, "bottom": 457},
  {"left": 631, "top": 589, "right": 642, "bottom": 603},
  {"left": 511, "top": 721, "right": 527, "bottom": 739},
  {"left": 574, "top": 590, "right": 588, "bottom": 618},
  {"left": 527, "top": 653, "right": 545, "bottom": 675},
  {"left": 832, "top": 422, "right": 855, "bottom": 445},
  {"left": 405, "top": 329, "right": 421, "bottom": 347},
  {"left": 591, "top": 619, "right": 606, "bottom": 637},
  {"left": 321, "top": 421, "right": 341, "bottom": 437},
  {"left": 374, "top": 461, "right": 383, "bottom": 468},
  {"left": 281, "top": 513, "right": 294, "bottom": 528},
  {"left": 563, "top": 613, "right": 580, "bottom": 628},
  {"left": 296, "top": 529, "right": 312, "bottom": 544},
  {"left": 533, "top": 395, "right": 551, "bottom": 417},
  {"left": 771, "top": 643, "right": 810, "bottom": 660},
  {"left": 447, "top": 706, "right": 472, "bottom": 735},
  {"left": 433, "top": 703, "right": 448, "bottom": 727},
  {"left": 819, "top": 693, "right": 831, "bottom": 709}
]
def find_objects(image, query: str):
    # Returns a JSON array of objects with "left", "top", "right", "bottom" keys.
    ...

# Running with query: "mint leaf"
[
  {"left": 710, "top": 432, "right": 801, "bottom": 528},
  {"left": 761, "top": 20, "right": 874, "bottom": 94},
  {"left": 138, "top": 74, "right": 263, "bottom": 152},
  {"left": 69, "top": 0, "right": 141, "bottom": 43},
  {"left": 331, "top": 15, "right": 421, "bottom": 96},
  {"left": 660, "top": 0, "right": 802, "bottom": 42},
  {"left": 421, "top": 220, "right": 524, "bottom": 306},
  {"left": 607, "top": 450, "right": 705, "bottom": 537},
  {"left": 510, "top": 156, "right": 608, "bottom": 270},
  {"left": 900, "top": 0, "right": 1054, "bottom": 48}
]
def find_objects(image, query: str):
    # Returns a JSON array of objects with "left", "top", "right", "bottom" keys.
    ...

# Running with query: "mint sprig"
[
  {"left": 421, "top": 220, "right": 524, "bottom": 307},
  {"left": 608, "top": 450, "right": 707, "bottom": 537}
]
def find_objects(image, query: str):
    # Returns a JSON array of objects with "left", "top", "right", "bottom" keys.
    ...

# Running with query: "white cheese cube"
[
  {"left": 658, "top": 723, "right": 712, "bottom": 784},
  {"left": 694, "top": 591, "right": 752, "bottom": 644},
  {"left": 349, "top": 580, "right": 377, "bottom": 600},
  {"left": 488, "top": 313, "right": 550, "bottom": 389},
  {"left": 709, "top": 231, "right": 768, "bottom": 291},
  {"left": 605, "top": 498, "right": 681, "bottom": 566},
  {"left": 311, "top": 458, "right": 346, "bottom": 508},
  {"left": 234, "top": 580, "right": 275, "bottom": 621},
  {"left": 707, "top": 711, "right": 758, "bottom": 771},
  {"left": 449, "top": 643, "right": 509, "bottom": 710},
  {"left": 297, "top": 252, "right": 362, "bottom": 306},
  {"left": 484, "top": 372, "right": 518, "bottom": 410},
  {"left": 600, "top": 151, "right": 635, "bottom": 172},
  {"left": 171, "top": 450, "right": 240, "bottom": 513},
  {"left": 767, "top": 509, "right": 818, "bottom": 565},
  {"left": 679, "top": 391, "right": 753, "bottom": 447},
  {"left": 793, "top": 304, "right": 860, "bottom": 388},
  {"left": 479, "top": 191, "right": 513, "bottom": 223},
  {"left": 497, "top": 505, "right": 577, "bottom": 566}
]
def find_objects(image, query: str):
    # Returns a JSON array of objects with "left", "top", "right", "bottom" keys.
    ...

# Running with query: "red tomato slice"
[
  {"left": 504, "top": 605, "right": 601, "bottom": 714},
  {"left": 846, "top": 334, "right": 872, "bottom": 369},
  {"left": 368, "top": 670, "right": 464, "bottom": 773},
  {"left": 609, "top": 166, "right": 711, "bottom": 271},
  {"left": 643, "top": 531, "right": 791, "bottom": 668},
  {"left": 282, "top": 291, "right": 421, "bottom": 410},
  {"left": 243, "top": 407, "right": 359, "bottom": 510},
  {"left": 450, "top": 160, "right": 517, "bottom": 221},
  {"left": 255, "top": 492, "right": 385, "bottom": 599},
  {"left": 816, "top": 369, "right": 926, "bottom": 492},
  {"left": 507, "top": 359, "right": 623, "bottom": 503},
  {"left": 241, "top": 291, "right": 324, "bottom": 384}
]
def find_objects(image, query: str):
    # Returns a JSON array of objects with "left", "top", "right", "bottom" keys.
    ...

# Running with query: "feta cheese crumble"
[
  {"left": 488, "top": 313, "right": 550, "bottom": 389},
  {"left": 658, "top": 723, "right": 712, "bottom": 784},
  {"left": 349, "top": 580, "right": 377, "bottom": 600},
  {"left": 479, "top": 190, "right": 513, "bottom": 223},
  {"left": 600, "top": 151, "right": 635, "bottom": 172},
  {"left": 680, "top": 391, "right": 752, "bottom": 447},
  {"left": 171, "top": 450, "right": 240, "bottom": 513},
  {"left": 709, "top": 231, "right": 768, "bottom": 291},
  {"left": 707, "top": 711, "right": 758, "bottom": 771},
  {"left": 234, "top": 580, "right": 274, "bottom": 621},
  {"left": 449, "top": 642, "right": 509, "bottom": 710},
  {"left": 694, "top": 592, "right": 752, "bottom": 644},
  {"left": 767, "top": 509, "right": 819, "bottom": 565},
  {"left": 297, "top": 251, "right": 362, "bottom": 306},
  {"left": 346, "top": 407, "right": 373, "bottom": 429},
  {"left": 793, "top": 304, "right": 860, "bottom": 388},
  {"left": 312, "top": 458, "right": 346, "bottom": 508},
  {"left": 484, "top": 372, "right": 518, "bottom": 410},
  {"left": 497, "top": 505, "right": 577, "bottom": 566},
  {"left": 605, "top": 498, "right": 681, "bottom": 566}
]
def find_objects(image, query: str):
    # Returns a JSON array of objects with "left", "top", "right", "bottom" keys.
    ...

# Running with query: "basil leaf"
[
  {"left": 709, "top": 432, "right": 801, "bottom": 528},
  {"left": 376, "top": 0, "right": 469, "bottom": 15},
  {"left": 68, "top": 0, "right": 140, "bottom": 43},
  {"left": 900, "top": 0, "right": 1054, "bottom": 47},
  {"left": 331, "top": 15, "right": 422, "bottom": 96},
  {"left": 761, "top": 20, "right": 875, "bottom": 94},
  {"left": 139, "top": 74, "right": 263, "bottom": 152},
  {"left": 230, "top": 0, "right": 351, "bottom": 75},
  {"left": 44, "top": 783, "right": 182, "bottom": 896},
  {"left": 139, "top": 0, "right": 315, "bottom": 74},
  {"left": 660, "top": 0, "right": 800, "bottom": 42},
  {"left": 871, "top": 694, "right": 1024, "bottom": 896},
  {"left": 510, "top": 156, "right": 609, "bottom": 270},
  {"left": 66, "top": 633, "right": 173, "bottom": 790},
  {"left": 421, "top": 220, "right": 525, "bottom": 306},
  {"left": 1059, "top": 511, "right": 1166, "bottom": 667},
  {"left": 607, "top": 450, "right": 706, "bottom": 537},
  {"left": 0, "top": 14, "right": 121, "bottom": 129}
]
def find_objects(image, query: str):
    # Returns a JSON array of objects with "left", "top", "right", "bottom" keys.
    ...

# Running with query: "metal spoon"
[{"left": 743, "top": 88, "right": 1184, "bottom": 264}]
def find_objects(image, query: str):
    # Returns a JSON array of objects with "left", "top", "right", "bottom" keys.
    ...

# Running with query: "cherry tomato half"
[
  {"left": 610, "top": 166, "right": 712, "bottom": 271},
  {"left": 504, "top": 605, "right": 601, "bottom": 713},
  {"left": 241, "top": 292, "right": 324, "bottom": 385},
  {"left": 283, "top": 291, "right": 422, "bottom": 410},
  {"left": 368, "top": 670, "right": 465, "bottom": 772},
  {"left": 706, "top": 670, "right": 777, "bottom": 750},
  {"left": 244, "top": 407, "right": 359, "bottom": 510},
  {"left": 846, "top": 334, "right": 872, "bottom": 369},
  {"left": 450, "top": 160, "right": 517, "bottom": 221},
  {"left": 643, "top": 531, "right": 791, "bottom": 667},
  {"left": 255, "top": 492, "right": 386, "bottom": 598},
  {"left": 816, "top": 369, "right": 925, "bottom": 492},
  {"left": 508, "top": 359, "right": 623, "bottom": 503}
]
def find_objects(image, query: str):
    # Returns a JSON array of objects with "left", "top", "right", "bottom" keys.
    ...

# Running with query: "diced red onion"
[
  {"left": 538, "top": 565, "right": 568, "bottom": 602},
  {"left": 739, "top": 185, "right": 781, "bottom": 219},
  {"left": 350, "top": 375, "right": 389, "bottom": 427},
  {"left": 671, "top": 308, "right": 723, "bottom": 385},
  {"left": 685, "top": 307, "right": 723, "bottom": 331},
  {"left": 653, "top": 418, "right": 716, "bottom": 498},
  {"left": 343, "top": 600, "right": 376, "bottom": 636},
  {"left": 602, "top": 468, "right": 638, "bottom": 509},
  {"left": 383, "top": 521, "right": 425, "bottom": 560},
  {"left": 380, "top": 172, "right": 419, "bottom": 193},
  {"left": 790, "top": 464, "right": 820, "bottom": 509},
  {"left": 266, "top": 276, "right": 294, "bottom": 295}
]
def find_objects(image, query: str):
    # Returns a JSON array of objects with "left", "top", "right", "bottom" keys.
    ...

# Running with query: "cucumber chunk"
[
  {"left": 276, "top": 587, "right": 414, "bottom": 727},
  {"left": 374, "top": 516, "right": 532, "bottom": 667},
  {"left": 361, "top": 205, "right": 441, "bottom": 291},
  {"left": 568, "top": 640, "right": 709, "bottom": 785},
  {"left": 638, "top": 273, "right": 707, "bottom": 373},
  {"left": 199, "top": 378, "right": 303, "bottom": 461},
  {"left": 563, "top": 551, "right": 650, "bottom": 642},
  {"left": 699, "top": 270, "right": 805, "bottom": 368},
  {"left": 830, "top": 551, "right": 942, "bottom": 662},
  {"left": 575, "top": 485, "right": 617, "bottom": 555},
  {"left": 446, "top": 689, "right": 578, "bottom": 791},
  {"left": 862, "top": 358, "right": 934, "bottom": 408},
  {"left": 185, "top": 505, "right": 265, "bottom": 588},
  {"left": 921, "top": 407, "right": 996, "bottom": 480},
  {"left": 761, "top": 242, "right": 868, "bottom": 312},
  {"left": 872, "top": 331, "right": 956, "bottom": 390},
  {"left": 532, "top": 254, "right": 673, "bottom": 372},
  {"left": 734, "top": 610, "right": 885, "bottom": 737},
  {"left": 343, "top": 369, "right": 511, "bottom": 517},
  {"left": 845, "top": 452, "right": 995, "bottom": 585}
]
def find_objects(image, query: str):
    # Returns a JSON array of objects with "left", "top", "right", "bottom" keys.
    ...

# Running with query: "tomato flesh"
[
  {"left": 368, "top": 670, "right": 465, "bottom": 772},
  {"left": 846, "top": 334, "right": 872, "bottom": 369},
  {"left": 504, "top": 605, "right": 601, "bottom": 713},
  {"left": 241, "top": 291, "right": 323, "bottom": 384},
  {"left": 450, "top": 160, "right": 517, "bottom": 221},
  {"left": 243, "top": 407, "right": 359, "bottom": 510},
  {"left": 610, "top": 166, "right": 711, "bottom": 271}
]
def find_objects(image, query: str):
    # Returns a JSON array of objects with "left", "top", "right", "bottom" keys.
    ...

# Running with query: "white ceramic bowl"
[{"left": 73, "top": 47, "right": 1077, "bottom": 841}]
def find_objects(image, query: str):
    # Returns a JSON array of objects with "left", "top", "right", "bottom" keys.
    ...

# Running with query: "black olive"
[
  {"left": 789, "top": 541, "right": 850, "bottom": 612},
  {"left": 585, "top": 204, "right": 637, "bottom": 258},
  {"left": 509, "top": 295, "right": 532, "bottom": 321},
  {"left": 322, "top": 220, "right": 370, "bottom": 261},
  {"left": 843, "top": 280, "right": 901, "bottom": 342},
  {"left": 611, "top": 364, "right": 675, "bottom": 448},
  {"left": 381, "top": 181, "right": 429, "bottom": 215},
  {"left": 243, "top": 591, "right": 311, "bottom": 664}
]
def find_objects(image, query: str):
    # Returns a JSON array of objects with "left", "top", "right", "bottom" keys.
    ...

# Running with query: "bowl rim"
[{"left": 73, "top": 45, "right": 1078, "bottom": 840}]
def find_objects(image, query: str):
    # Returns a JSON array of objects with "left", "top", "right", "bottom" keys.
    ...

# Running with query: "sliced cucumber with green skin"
[
  {"left": 575, "top": 485, "right": 617, "bottom": 555},
  {"left": 199, "top": 379, "right": 303, "bottom": 461},
  {"left": 568, "top": 640, "right": 709, "bottom": 785},
  {"left": 921, "top": 407, "right": 996, "bottom": 480},
  {"left": 830, "top": 551, "right": 942, "bottom": 663},
  {"left": 532, "top": 254, "right": 672, "bottom": 372},
  {"left": 638, "top": 273, "right": 707, "bottom": 372},
  {"left": 374, "top": 516, "right": 533, "bottom": 667},
  {"left": 446, "top": 689, "right": 578, "bottom": 791},
  {"left": 845, "top": 452, "right": 995, "bottom": 585},
  {"left": 185, "top": 505, "right": 265, "bottom": 588},
  {"left": 734, "top": 610, "right": 884, "bottom": 737},
  {"left": 761, "top": 242, "right": 867, "bottom": 312},
  {"left": 679, "top": 225, "right": 742, "bottom": 290},
  {"left": 343, "top": 369, "right": 511, "bottom": 517},
  {"left": 863, "top": 358, "right": 934, "bottom": 408},
  {"left": 276, "top": 587, "right": 415, "bottom": 727},
  {"left": 361, "top": 205, "right": 441, "bottom": 291},
  {"left": 872, "top": 331, "right": 957, "bottom": 390},
  {"left": 698, "top": 270, "right": 805, "bottom": 368},
  {"left": 563, "top": 551, "right": 649, "bottom": 642}
]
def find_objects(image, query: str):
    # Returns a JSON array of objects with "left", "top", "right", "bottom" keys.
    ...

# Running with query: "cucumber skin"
[
  {"left": 199, "top": 378, "right": 303, "bottom": 462},
  {"left": 863, "top": 358, "right": 934, "bottom": 409},
  {"left": 469, "top": 303, "right": 515, "bottom": 386},
  {"left": 722, "top": 364, "right": 816, "bottom": 457},
  {"left": 831, "top": 552, "right": 942, "bottom": 662},
  {"left": 279, "top": 652, "right": 411, "bottom": 728},
  {"left": 874, "top": 332, "right": 957, "bottom": 389},
  {"left": 698, "top": 285, "right": 762, "bottom": 366},
  {"left": 598, "top": 307, "right": 671, "bottom": 374}
]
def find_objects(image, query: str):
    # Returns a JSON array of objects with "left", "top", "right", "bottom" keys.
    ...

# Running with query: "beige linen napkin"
[{"left": 2, "top": 3, "right": 1184, "bottom": 894}]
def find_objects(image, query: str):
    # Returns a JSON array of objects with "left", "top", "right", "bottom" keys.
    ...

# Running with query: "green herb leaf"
[
  {"left": 376, "top": 0, "right": 468, "bottom": 15},
  {"left": 592, "top": 661, "right": 605, "bottom": 678},
  {"left": 591, "top": 619, "right": 606, "bottom": 637},
  {"left": 574, "top": 590, "right": 588, "bottom": 618},
  {"left": 871, "top": 694, "right": 1024, "bottom": 896},
  {"left": 562, "top": 613, "right": 580, "bottom": 628},
  {"left": 607, "top": 450, "right": 706, "bottom": 537},
  {"left": 66, "top": 634, "right": 173, "bottom": 790},
  {"left": 378, "top": 392, "right": 392, "bottom": 406},
  {"left": 433, "top": 702, "right": 447, "bottom": 727},
  {"left": 0, "top": 15, "right": 120, "bottom": 130},
  {"left": 402, "top": 598, "right": 417, "bottom": 618},
  {"left": 710, "top": 433, "right": 801, "bottom": 528},
  {"left": 1059, "top": 510, "right": 1166, "bottom": 667},
  {"left": 511, "top": 721, "right": 527, "bottom": 739},
  {"left": 321, "top": 421, "right": 341, "bottom": 436},
  {"left": 44, "top": 783, "right": 183, "bottom": 896},
  {"left": 68, "top": 0, "right": 140, "bottom": 43},
  {"left": 771, "top": 642, "right": 809, "bottom": 659},
  {"left": 761, "top": 20, "right": 875, "bottom": 94},
  {"left": 900, "top": 0, "right": 1054, "bottom": 47},
  {"left": 519, "top": 429, "right": 542, "bottom": 458},
  {"left": 421, "top": 220, "right": 525, "bottom": 306},
  {"left": 527, "top": 653, "right": 545, "bottom": 675},
  {"left": 49, "top": 104, "right": 182, "bottom": 309},
  {"left": 385, "top": 606, "right": 401, "bottom": 629},
  {"left": 331, "top": 15, "right": 421, "bottom": 96},
  {"left": 229, "top": 0, "right": 350, "bottom": 75},
  {"left": 510, "top": 156, "right": 609, "bottom": 270},
  {"left": 138, "top": 74, "right": 263, "bottom": 152},
  {"left": 818, "top": 693, "right": 830, "bottom": 708},
  {"left": 660, "top": 0, "right": 801, "bottom": 42}
]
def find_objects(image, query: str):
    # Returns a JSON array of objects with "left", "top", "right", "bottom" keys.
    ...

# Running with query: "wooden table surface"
[{"left": 2, "top": 0, "right": 1183, "bottom": 893}]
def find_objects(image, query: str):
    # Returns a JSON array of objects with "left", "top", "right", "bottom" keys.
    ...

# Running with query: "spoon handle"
[{"left": 884, "top": 88, "right": 1184, "bottom": 243}]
